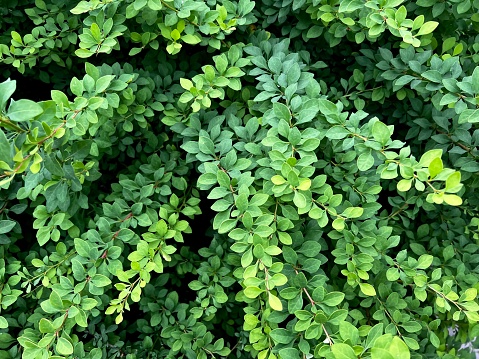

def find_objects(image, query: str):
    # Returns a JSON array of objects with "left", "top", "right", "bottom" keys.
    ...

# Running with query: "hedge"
[{"left": 0, "top": 0, "right": 479, "bottom": 358}]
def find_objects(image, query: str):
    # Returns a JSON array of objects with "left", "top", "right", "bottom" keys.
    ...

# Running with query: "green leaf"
[
  {"left": 268, "top": 292, "right": 283, "bottom": 311},
  {"left": 56, "top": 337, "right": 73, "bottom": 356},
  {"left": 74, "top": 238, "right": 91, "bottom": 257},
  {"left": 0, "top": 79, "right": 16, "bottom": 109},
  {"left": 339, "top": 321, "right": 359, "bottom": 344},
  {"left": 365, "top": 323, "right": 384, "bottom": 349},
  {"left": 180, "top": 78, "right": 193, "bottom": 90},
  {"left": 293, "top": 191, "right": 307, "bottom": 208},
  {"left": 461, "top": 288, "right": 477, "bottom": 302},
  {"left": 443, "top": 194, "right": 462, "bottom": 206},
  {"left": 416, "top": 21, "right": 439, "bottom": 36},
  {"left": 338, "top": 0, "right": 363, "bottom": 12},
  {"left": 272, "top": 175, "right": 286, "bottom": 185},
  {"left": 386, "top": 267, "right": 400, "bottom": 281},
  {"left": 373, "top": 335, "right": 410, "bottom": 359},
  {"left": 244, "top": 286, "right": 264, "bottom": 298},
  {"left": 372, "top": 121, "right": 391, "bottom": 146},
  {"left": 428, "top": 157, "right": 443, "bottom": 179},
  {"left": 182, "top": 34, "right": 201, "bottom": 44},
  {"left": 90, "top": 23, "right": 102, "bottom": 42},
  {"left": 0, "top": 316, "right": 8, "bottom": 329},
  {"left": 359, "top": 283, "right": 376, "bottom": 296},
  {"left": 0, "top": 128, "right": 14, "bottom": 166},
  {"left": 416, "top": 254, "right": 433, "bottom": 269},
  {"left": 458, "top": 109, "right": 479, "bottom": 124},
  {"left": 357, "top": 152, "right": 374, "bottom": 171},
  {"left": 198, "top": 136, "right": 215, "bottom": 155},
  {"left": 91, "top": 274, "right": 111, "bottom": 287},
  {"left": 341, "top": 207, "right": 363, "bottom": 218},
  {"left": 323, "top": 291, "right": 345, "bottom": 306},
  {"left": 421, "top": 70, "right": 442, "bottom": 83},
  {"left": 71, "top": 1, "right": 92, "bottom": 14},
  {"left": 273, "top": 102, "right": 292, "bottom": 122},
  {"left": 371, "top": 348, "right": 395, "bottom": 359},
  {"left": 397, "top": 179, "right": 412, "bottom": 192},
  {"left": 7, "top": 99, "right": 43, "bottom": 122},
  {"left": 400, "top": 321, "right": 422, "bottom": 333},
  {"left": 332, "top": 218, "right": 345, "bottom": 231},
  {"left": 39, "top": 318, "right": 55, "bottom": 333},
  {"left": 49, "top": 290, "right": 63, "bottom": 310},
  {"left": 331, "top": 343, "right": 357, "bottom": 359},
  {"left": 389, "top": 336, "right": 411, "bottom": 359},
  {"left": 418, "top": 149, "right": 442, "bottom": 167},
  {"left": 278, "top": 347, "right": 301, "bottom": 359},
  {"left": 326, "top": 126, "right": 350, "bottom": 139},
  {"left": 0, "top": 220, "right": 16, "bottom": 234},
  {"left": 269, "top": 328, "right": 294, "bottom": 344},
  {"left": 445, "top": 171, "right": 461, "bottom": 191},
  {"left": 75, "top": 49, "right": 94, "bottom": 58}
]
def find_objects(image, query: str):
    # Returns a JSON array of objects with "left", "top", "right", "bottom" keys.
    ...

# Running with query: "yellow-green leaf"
[
  {"left": 359, "top": 283, "right": 376, "bottom": 296},
  {"left": 443, "top": 194, "right": 462, "bottom": 206},
  {"left": 268, "top": 293, "right": 283, "bottom": 311}
]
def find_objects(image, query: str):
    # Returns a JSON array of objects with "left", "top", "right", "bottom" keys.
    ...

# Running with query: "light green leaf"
[
  {"left": 461, "top": 288, "right": 477, "bottom": 302},
  {"left": 443, "top": 194, "right": 462, "bottom": 206},
  {"left": 0, "top": 220, "right": 16, "bottom": 234},
  {"left": 39, "top": 318, "right": 55, "bottom": 333},
  {"left": 359, "top": 283, "right": 376, "bottom": 296},
  {"left": 397, "top": 179, "right": 412, "bottom": 192},
  {"left": 269, "top": 328, "right": 294, "bottom": 344},
  {"left": 416, "top": 21, "right": 439, "bottom": 36},
  {"left": 0, "top": 316, "right": 8, "bottom": 329},
  {"left": 418, "top": 149, "right": 442, "bottom": 167},
  {"left": 323, "top": 291, "right": 345, "bottom": 306},
  {"left": 75, "top": 48, "right": 94, "bottom": 58},
  {"left": 0, "top": 128, "right": 14, "bottom": 166},
  {"left": 268, "top": 293, "right": 283, "bottom": 311},
  {"left": 71, "top": 1, "right": 92, "bottom": 14},
  {"left": 373, "top": 335, "right": 410, "bottom": 359},
  {"left": 428, "top": 157, "right": 443, "bottom": 179},
  {"left": 273, "top": 102, "right": 291, "bottom": 122},
  {"left": 332, "top": 218, "right": 345, "bottom": 231},
  {"left": 90, "top": 23, "right": 102, "bottom": 42},
  {"left": 91, "top": 274, "right": 111, "bottom": 287},
  {"left": 7, "top": 99, "right": 43, "bottom": 122},
  {"left": 272, "top": 175, "right": 286, "bottom": 185},
  {"left": 49, "top": 290, "right": 63, "bottom": 309},
  {"left": 244, "top": 286, "right": 264, "bottom": 298},
  {"left": 293, "top": 191, "right": 307, "bottom": 208},
  {"left": 331, "top": 343, "right": 357, "bottom": 359},
  {"left": 198, "top": 136, "right": 215, "bottom": 155},
  {"left": 445, "top": 171, "right": 461, "bottom": 191},
  {"left": 389, "top": 336, "right": 411, "bottom": 359},
  {"left": 182, "top": 34, "right": 201, "bottom": 44},
  {"left": 297, "top": 178, "right": 311, "bottom": 191},
  {"left": 180, "top": 78, "right": 194, "bottom": 90},
  {"left": 372, "top": 121, "right": 391, "bottom": 146},
  {"left": 341, "top": 207, "right": 363, "bottom": 218},
  {"left": 56, "top": 337, "right": 73, "bottom": 356},
  {"left": 458, "top": 109, "right": 479, "bottom": 124},
  {"left": 365, "top": 323, "right": 384, "bottom": 349},
  {"left": 0, "top": 79, "right": 16, "bottom": 109},
  {"left": 357, "top": 152, "right": 374, "bottom": 171},
  {"left": 278, "top": 347, "right": 301, "bottom": 359},
  {"left": 386, "top": 267, "right": 400, "bottom": 281},
  {"left": 416, "top": 254, "right": 433, "bottom": 269},
  {"left": 338, "top": 0, "right": 363, "bottom": 12},
  {"left": 371, "top": 348, "right": 395, "bottom": 359}
]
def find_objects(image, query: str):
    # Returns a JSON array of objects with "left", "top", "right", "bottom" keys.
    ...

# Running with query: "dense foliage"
[{"left": 1, "top": 0, "right": 479, "bottom": 358}]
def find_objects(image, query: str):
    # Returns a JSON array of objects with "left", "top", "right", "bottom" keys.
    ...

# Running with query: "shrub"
[{"left": 1, "top": 0, "right": 479, "bottom": 358}]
